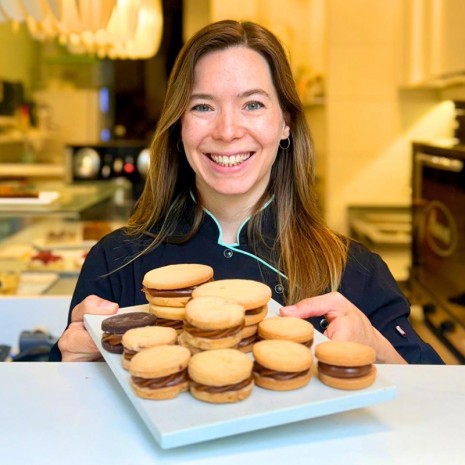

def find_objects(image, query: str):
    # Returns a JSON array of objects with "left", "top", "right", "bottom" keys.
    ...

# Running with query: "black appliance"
[
  {"left": 67, "top": 141, "right": 150, "bottom": 200},
  {"left": 410, "top": 141, "right": 465, "bottom": 363}
]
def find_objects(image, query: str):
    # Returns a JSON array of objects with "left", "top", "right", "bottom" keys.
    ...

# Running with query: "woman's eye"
[
  {"left": 192, "top": 104, "right": 211, "bottom": 112},
  {"left": 245, "top": 101, "right": 264, "bottom": 111}
]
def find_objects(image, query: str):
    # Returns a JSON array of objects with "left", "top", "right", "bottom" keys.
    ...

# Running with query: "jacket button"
[
  {"left": 320, "top": 318, "right": 329, "bottom": 330},
  {"left": 274, "top": 284, "right": 284, "bottom": 294},
  {"left": 223, "top": 249, "right": 233, "bottom": 258}
]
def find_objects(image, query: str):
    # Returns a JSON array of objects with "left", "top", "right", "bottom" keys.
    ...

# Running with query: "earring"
[
  {"left": 279, "top": 137, "right": 291, "bottom": 150},
  {"left": 176, "top": 140, "right": 184, "bottom": 153}
]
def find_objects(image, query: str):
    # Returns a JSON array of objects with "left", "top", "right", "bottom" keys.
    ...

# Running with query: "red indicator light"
[{"left": 123, "top": 163, "right": 135, "bottom": 174}]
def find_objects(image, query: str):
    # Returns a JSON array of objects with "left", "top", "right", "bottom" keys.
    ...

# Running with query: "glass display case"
[{"left": 0, "top": 180, "right": 127, "bottom": 296}]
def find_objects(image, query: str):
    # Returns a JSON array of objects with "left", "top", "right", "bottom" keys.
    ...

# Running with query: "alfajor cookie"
[
  {"left": 181, "top": 296, "right": 245, "bottom": 351},
  {"left": 315, "top": 341, "right": 377, "bottom": 390},
  {"left": 121, "top": 326, "right": 177, "bottom": 370},
  {"left": 188, "top": 348, "right": 254, "bottom": 403},
  {"left": 258, "top": 316, "right": 314, "bottom": 348},
  {"left": 252, "top": 340, "right": 313, "bottom": 391},
  {"left": 129, "top": 345, "right": 191, "bottom": 400},
  {"left": 142, "top": 264, "right": 214, "bottom": 332},
  {"left": 101, "top": 312, "right": 156, "bottom": 354},
  {"left": 142, "top": 264, "right": 214, "bottom": 307},
  {"left": 192, "top": 279, "right": 271, "bottom": 349}
]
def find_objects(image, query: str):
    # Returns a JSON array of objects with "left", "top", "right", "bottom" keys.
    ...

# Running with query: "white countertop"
[{"left": 0, "top": 362, "right": 463, "bottom": 465}]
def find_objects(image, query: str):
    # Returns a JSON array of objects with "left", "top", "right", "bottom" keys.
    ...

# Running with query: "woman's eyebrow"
[
  {"left": 189, "top": 93, "right": 214, "bottom": 101},
  {"left": 240, "top": 89, "right": 271, "bottom": 99}
]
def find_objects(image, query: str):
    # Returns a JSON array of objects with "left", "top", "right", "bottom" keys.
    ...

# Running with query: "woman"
[{"left": 51, "top": 20, "right": 443, "bottom": 364}]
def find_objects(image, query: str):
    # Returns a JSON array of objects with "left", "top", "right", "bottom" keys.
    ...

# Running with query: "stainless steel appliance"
[
  {"left": 66, "top": 141, "right": 150, "bottom": 200},
  {"left": 410, "top": 141, "right": 465, "bottom": 363}
]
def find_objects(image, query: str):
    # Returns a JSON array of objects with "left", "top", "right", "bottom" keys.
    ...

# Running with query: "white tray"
[
  {"left": 0, "top": 191, "right": 59, "bottom": 205},
  {"left": 84, "top": 302, "right": 397, "bottom": 449}
]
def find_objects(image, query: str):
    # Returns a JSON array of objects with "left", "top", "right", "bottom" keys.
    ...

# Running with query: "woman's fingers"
[
  {"left": 279, "top": 292, "right": 348, "bottom": 319},
  {"left": 71, "top": 295, "right": 118, "bottom": 323}
]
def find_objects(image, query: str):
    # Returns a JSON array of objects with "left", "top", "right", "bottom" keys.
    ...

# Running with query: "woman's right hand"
[{"left": 58, "top": 295, "right": 118, "bottom": 362}]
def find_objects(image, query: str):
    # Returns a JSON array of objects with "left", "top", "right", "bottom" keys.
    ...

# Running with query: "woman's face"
[{"left": 181, "top": 46, "right": 290, "bottom": 204}]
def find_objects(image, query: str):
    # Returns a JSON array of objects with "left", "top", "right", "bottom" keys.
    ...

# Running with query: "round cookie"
[
  {"left": 129, "top": 345, "right": 191, "bottom": 400},
  {"left": 192, "top": 279, "right": 271, "bottom": 328},
  {"left": 121, "top": 326, "right": 177, "bottom": 370},
  {"left": 182, "top": 296, "right": 245, "bottom": 350},
  {"left": 192, "top": 279, "right": 271, "bottom": 310},
  {"left": 142, "top": 264, "right": 214, "bottom": 307},
  {"left": 258, "top": 316, "right": 314, "bottom": 347},
  {"left": 101, "top": 311, "right": 156, "bottom": 354},
  {"left": 315, "top": 341, "right": 377, "bottom": 390},
  {"left": 252, "top": 339, "right": 313, "bottom": 391},
  {"left": 148, "top": 303, "right": 185, "bottom": 332},
  {"left": 188, "top": 348, "right": 254, "bottom": 403}
]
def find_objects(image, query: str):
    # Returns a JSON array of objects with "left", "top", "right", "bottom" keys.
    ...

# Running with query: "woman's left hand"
[{"left": 280, "top": 291, "right": 406, "bottom": 364}]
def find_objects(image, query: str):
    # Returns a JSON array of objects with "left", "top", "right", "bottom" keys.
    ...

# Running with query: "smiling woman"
[{"left": 50, "top": 20, "right": 443, "bottom": 365}]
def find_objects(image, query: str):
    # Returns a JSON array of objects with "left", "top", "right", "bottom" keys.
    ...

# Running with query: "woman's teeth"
[{"left": 210, "top": 153, "right": 251, "bottom": 167}]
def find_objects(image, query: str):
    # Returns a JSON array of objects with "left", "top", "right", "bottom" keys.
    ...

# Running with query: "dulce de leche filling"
[
  {"left": 132, "top": 369, "right": 188, "bottom": 389},
  {"left": 318, "top": 362, "right": 372, "bottom": 379},
  {"left": 102, "top": 332, "right": 123, "bottom": 347},
  {"left": 184, "top": 321, "right": 243, "bottom": 339},
  {"left": 190, "top": 376, "right": 253, "bottom": 393},
  {"left": 253, "top": 362, "right": 310, "bottom": 380}
]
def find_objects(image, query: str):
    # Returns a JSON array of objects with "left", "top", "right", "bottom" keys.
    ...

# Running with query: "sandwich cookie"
[
  {"left": 192, "top": 279, "right": 272, "bottom": 351},
  {"left": 188, "top": 349, "right": 254, "bottom": 403},
  {"left": 252, "top": 340, "right": 313, "bottom": 391},
  {"left": 180, "top": 296, "right": 245, "bottom": 351},
  {"left": 101, "top": 312, "right": 156, "bottom": 354},
  {"left": 121, "top": 326, "right": 177, "bottom": 370},
  {"left": 258, "top": 316, "right": 314, "bottom": 348},
  {"left": 129, "top": 345, "right": 191, "bottom": 400},
  {"left": 142, "top": 264, "right": 214, "bottom": 331},
  {"left": 315, "top": 341, "right": 377, "bottom": 390}
]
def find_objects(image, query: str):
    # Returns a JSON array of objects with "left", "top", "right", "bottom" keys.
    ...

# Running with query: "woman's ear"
[{"left": 282, "top": 120, "right": 291, "bottom": 139}]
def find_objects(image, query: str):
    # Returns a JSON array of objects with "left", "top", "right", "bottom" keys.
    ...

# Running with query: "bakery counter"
[
  {"left": 0, "top": 218, "right": 124, "bottom": 296},
  {"left": 0, "top": 362, "right": 463, "bottom": 464}
]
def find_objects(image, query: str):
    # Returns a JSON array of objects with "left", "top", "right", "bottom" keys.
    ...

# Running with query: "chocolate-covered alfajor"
[
  {"left": 142, "top": 264, "right": 214, "bottom": 332},
  {"left": 101, "top": 311, "right": 157, "bottom": 354}
]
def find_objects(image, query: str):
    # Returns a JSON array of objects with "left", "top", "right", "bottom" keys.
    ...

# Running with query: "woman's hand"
[
  {"left": 58, "top": 295, "right": 118, "bottom": 362},
  {"left": 280, "top": 291, "right": 406, "bottom": 364}
]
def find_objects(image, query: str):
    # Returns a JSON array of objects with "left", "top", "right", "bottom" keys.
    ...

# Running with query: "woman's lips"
[{"left": 207, "top": 152, "right": 253, "bottom": 167}]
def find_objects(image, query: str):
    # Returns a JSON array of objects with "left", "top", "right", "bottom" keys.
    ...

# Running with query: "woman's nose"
[{"left": 212, "top": 110, "right": 244, "bottom": 141}]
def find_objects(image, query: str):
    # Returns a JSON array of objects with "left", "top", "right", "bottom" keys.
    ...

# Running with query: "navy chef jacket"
[{"left": 49, "top": 202, "right": 444, "bottom": 364}]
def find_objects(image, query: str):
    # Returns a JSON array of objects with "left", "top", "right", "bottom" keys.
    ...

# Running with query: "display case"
[{"left": 0, "top": 180, "right": 127, "bottom": 296}]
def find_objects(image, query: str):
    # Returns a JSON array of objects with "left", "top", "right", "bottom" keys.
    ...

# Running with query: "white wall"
[{"left": 323, "top": 0, "right": 455, "bottom": 233}]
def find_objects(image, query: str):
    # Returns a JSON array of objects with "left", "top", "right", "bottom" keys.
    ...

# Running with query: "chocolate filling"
[
  {"left": 156, "top": 318, "right": 184, "bottom": 330},
  {"left": 238, "top": 334, "right": 258, "bottom": 348},
  {"left": 253, "top": 362, "right": 309, "bottom": 380},
  {"left": 318, "top": 362, "right": 372, "bottom": 379},
  {"left": 142, "top": 278, "right": 213, "bottom": 298},
  {"left": 184, "top": 321, "right": 243, "bottom": 339},
  {"left": 245, "top": 306, "right": 264, "bottom": 315},
  {"left": 190, "top": 376, "right": 253, "bottom": 393},
  {"left": 132, "top": 369, "right": 188, "bottom": 389}
]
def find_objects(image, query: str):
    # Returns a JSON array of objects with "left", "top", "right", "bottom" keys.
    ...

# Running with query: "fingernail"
[{"left": 280, "top": 305, "right": 296, "bottom": 315}]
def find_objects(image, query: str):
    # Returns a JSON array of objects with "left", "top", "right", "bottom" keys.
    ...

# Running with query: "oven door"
[{"left": 411, "top": 148, "right": 465, "bottom": 361}]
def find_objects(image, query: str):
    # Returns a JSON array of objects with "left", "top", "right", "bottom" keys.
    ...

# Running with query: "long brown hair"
[{"left": 126, "top": 20, "right": 348, "bottom": 304}]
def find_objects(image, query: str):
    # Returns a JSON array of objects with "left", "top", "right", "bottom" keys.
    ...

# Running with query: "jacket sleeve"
[{"left": 339, "top": 242, "right": 444, "bottom": 364}]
